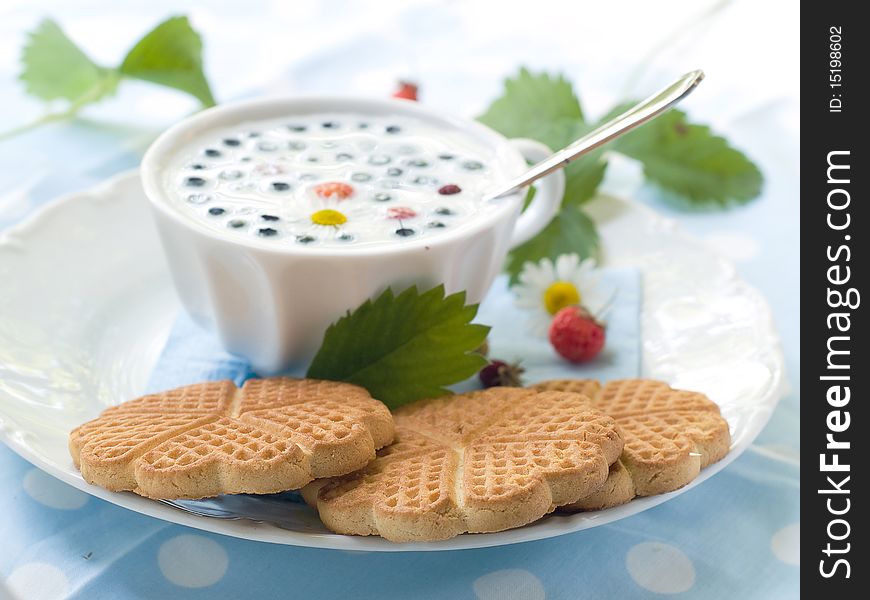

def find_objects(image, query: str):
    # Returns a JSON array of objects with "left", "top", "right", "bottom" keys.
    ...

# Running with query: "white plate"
[{"left": 0, "top": 170, "right": 785, "bottom": 551}]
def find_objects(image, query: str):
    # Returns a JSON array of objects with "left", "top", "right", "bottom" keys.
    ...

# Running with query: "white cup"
[{"left": 141, "top": 96, "right": 564, "bottom": 373}]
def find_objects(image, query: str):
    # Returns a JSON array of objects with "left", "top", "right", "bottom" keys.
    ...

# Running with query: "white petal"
[
  {"left": 555, "top": 253, "right": 580, "bottom": 280},
  {"left": 514, "top": 290, "right": 543, "bottom": 309},
  {"left": 525, "top": 310, "right": 553, "bottom": 337},
  {"left": 540, "top": 259, "right": 556, "bottom": 283}
]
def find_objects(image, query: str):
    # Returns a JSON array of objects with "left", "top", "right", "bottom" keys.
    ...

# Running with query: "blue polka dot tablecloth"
[{"left": 0, "top": 3, "right": 798, "bottom": 598}]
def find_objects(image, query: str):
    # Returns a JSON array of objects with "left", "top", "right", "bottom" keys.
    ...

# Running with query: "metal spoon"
[{"left": 485, "top": 69, "right": 705, "bottom": 201}]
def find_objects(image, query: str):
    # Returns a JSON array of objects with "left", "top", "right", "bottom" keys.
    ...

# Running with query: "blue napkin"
[{"left": 146, "top": 270, "right": 641, "bottom": 393}]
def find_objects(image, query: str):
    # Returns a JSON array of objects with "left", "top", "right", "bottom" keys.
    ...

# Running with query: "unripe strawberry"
[{"left": 479, "top": 359, "right": 525, "bottom": 388}]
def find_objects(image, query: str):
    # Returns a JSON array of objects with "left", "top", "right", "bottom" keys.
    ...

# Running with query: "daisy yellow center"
[
  {"left": 543, "top": 281, "right": 580, "bottom": 315},
  {"left": 311, "top": 209, "right": 347, "bottom": 226}
]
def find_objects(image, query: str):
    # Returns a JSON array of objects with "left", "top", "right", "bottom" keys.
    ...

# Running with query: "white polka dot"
[
  {"left": 473, "top": 569, "right": 545, "bottom": 600},
  {"left": 23, "top": 469, "right": 89, "bottom": 510},
  {"left": 703, "top": 232, "right": 761, "bottom": 262},
  {"left": 158, "top": 534, "right": 228, "bottom": 588},
  {"left": 626, "top": 542, "right": 695, "bottom": 594},
  {"left": 771, "top": 522, "right": 800, "bottom": 565},
  {"left": 6, "top": 562, "right": 69, "bottom": 600}
]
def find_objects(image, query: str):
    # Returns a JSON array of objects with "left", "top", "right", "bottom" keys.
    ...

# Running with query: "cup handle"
[{"left": 507, "top": 138, "right": 565, "bottom": 248}]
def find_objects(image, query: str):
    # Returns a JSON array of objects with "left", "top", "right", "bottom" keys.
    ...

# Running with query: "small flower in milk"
[{"left": 513, "top": 254, "right": 606, "bottom": 336}]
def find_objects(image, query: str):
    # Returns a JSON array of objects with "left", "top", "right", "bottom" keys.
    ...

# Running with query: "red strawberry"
[
  {"left": 392, "top": 81, "right": 419, "bottom": 101},
  {"left": 479, "top": 359, "right": 525, "bottom": 388},
  {"left": 548, "top": 306, "right": 605, "bottom": 363}
]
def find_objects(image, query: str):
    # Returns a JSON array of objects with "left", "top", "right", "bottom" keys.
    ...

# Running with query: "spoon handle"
[{"left": 486, "top": 69, "right": 705, "bottom": 201}]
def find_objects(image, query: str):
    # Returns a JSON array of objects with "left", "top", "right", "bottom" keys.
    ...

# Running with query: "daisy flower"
[
  {"left": 513, "top": 254, "right": 607, "bottom": 336},
  {"left": 283, "top": 190, "right": 375, "bottom": 244}
]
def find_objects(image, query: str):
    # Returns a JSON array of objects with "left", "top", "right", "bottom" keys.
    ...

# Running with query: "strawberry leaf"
[
  {"left": 610, "top": 105, "right": 763, "bottom": 205},
  {"left": 478, "top": 68, "right": 585, "bottom": 139},
  {"left": 120, "top": 15, "right": 215, "bottom": 107},
  {"left": 19, "top": 19, "right": 118, "bottom": 104},
  {"left": 307, "top": 285, "right": 490, "bottom": 409}
]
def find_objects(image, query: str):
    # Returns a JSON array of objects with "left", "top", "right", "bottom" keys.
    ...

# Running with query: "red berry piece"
[
  {"left": 478, "top": 359, "right": 525, "bottom": 388},
  {"left": 387, "top": 206, "right": 417, "bottom": 219},
  {"left": 313, "top": 182, "right": 354, "bottom": 200},
  {"left": 438, "top": 184, "right": 462, "bottom": 195},
  {"left": 548, "top": 306, "right": 606, "bottom": 363},
  {"left": 392, "top": 81, "right": 419, "bottom": 101}
]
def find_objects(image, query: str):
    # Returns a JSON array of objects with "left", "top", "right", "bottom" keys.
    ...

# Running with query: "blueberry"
[
  {"left": 208, "top": 207, "right": 225, "bottom": 216},
  {"left": 321, "top": 121, "right": 339, "bottom": 129},
  {"left": 185, "top": 176, "right": 207, "bottom": 187},
  {"left": 223, "top": 138, "right": 241, "bottom": 147},
  {"left": 288, "top": 141, "right": 307, "bottom": 151},
  {"left": 373, "top": 192, "right": 392, "bottom": 202},
  {"left": 351, "top": 172, "right": 372, "bottom": 182},
  {"left": 385, "top": 125, "right": 401, "bottom": 134},
  {"left": 428, "top": 221, "right": 446, "bottom": 228},
  {"left": 338, "top": 233, "right": 354, "bottom": 242},
  {"left": 261, "top": 214, "right": 280, "bottom": 222},
  {"left": 186, "top": 193, "right": 211, "bottom": 204},
  {"left": 247, "top": 131, "right": 261, "bottom": 138},
  {"left": 462, "top": 160, "right": 484, "bottom": 170},
  {"left": 395, "top": 228, "right": 415, "bottom": 237},
  {"left": 438, "top": 153, "right": 455, "bottom": 160},
  {"left": 435, "top": 207, "right": 454, "bottom": 216},
  {"left": 228, "top": 219, "right": 247, "bottom": 228},
  {"left": 271, "top": 182, "right": 291, "bottom": 192},
  {"left": 240, "top": 156, "right": 252, "bottom": 162},
  {"left": 258, "top": 227, "right": 278, "bottom": 237},
  {"left": 336, "top": 152, "right": 354, "bottom": 161},
  {"left": 204, "top": 148, "right": 222, "bottom": 157},
  {"left": 287, "top": 124, "right": 307, "bottom": 132},
  {"left": 306, "top": 156, "right": 320, "bottom": 163},
  {"left": 357, "top": 122, "right": 369, "bottom": 129},
  {"left": 406, "top": 159, "right": 429, "bottom": 168},
  {"left": 188, "top": 163, "right": 206, "bottom": 170},
  {"left": 297, "top": 235, "right": 316, "bottom": 244},
  {"left": 386, "top": 167, "right": 403, "bottom": 177},
  {"left": 368, "top": 154, "right": 392, "bottom": 165},
  {"left": 257, "top": 141, "right": 278, "bottom": 152},
  {"left": 220, "top": 170, "right": 243, "bottom": 180}
]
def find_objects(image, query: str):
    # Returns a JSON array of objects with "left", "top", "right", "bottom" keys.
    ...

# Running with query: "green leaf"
[
  {"left": 564, "top": 157, "right": 607, "bottom": 205},
  {"left": 120, "top": 16, "right": 215, "bottom": 107},
  {"left": 307, "top": 285, "right": 490, "bottom": 409},
  {"left": 479, "top": 76, "right": 605, "bottom": 207},
  {"left": 611, "top": 106, "right": 763, "bottom": 205},
  {"left": 478, "top": 68, "right": 584, "bottom": 143},
  {"left": 506, "top": 205, "right": 600, "bottom": 285},
  {"left": 19, "top": 19, "right": 117, "bottom": 104}
]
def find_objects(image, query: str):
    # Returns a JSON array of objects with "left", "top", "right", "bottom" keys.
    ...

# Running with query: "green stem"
[{"left": 0, "top": 71, "right": 120, "bottom": 141}]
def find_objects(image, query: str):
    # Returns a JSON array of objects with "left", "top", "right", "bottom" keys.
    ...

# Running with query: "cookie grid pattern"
[
  {"left": 69, "top": 378, "right": 394, "bottom": 499},
  {"left": 302, "top": 388, "right": 623, "bottom": 542}
]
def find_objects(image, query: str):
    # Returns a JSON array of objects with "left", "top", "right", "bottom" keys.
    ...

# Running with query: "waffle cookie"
[
  {"left": 530, "top": 379, "right": 731, "bottom": 510},
  {"left": 69, "top": 378, "right": 394, "bottom": 499},
  {"left": 301, "top": 387, "right": 623, "bottom": 542}
]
